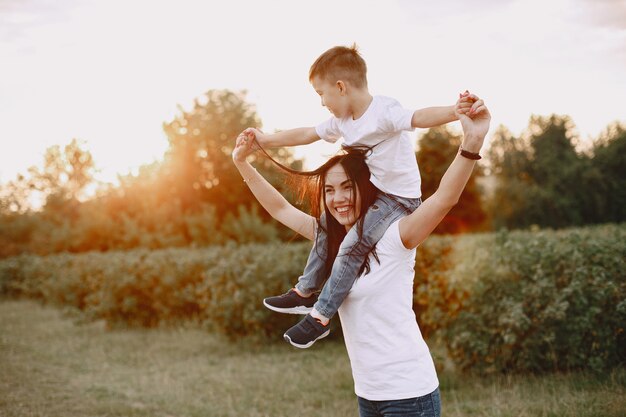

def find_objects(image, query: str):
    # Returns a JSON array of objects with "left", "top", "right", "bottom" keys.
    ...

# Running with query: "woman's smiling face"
[{"left": 324, "top": 163, "right": 362, "bottom": 230}]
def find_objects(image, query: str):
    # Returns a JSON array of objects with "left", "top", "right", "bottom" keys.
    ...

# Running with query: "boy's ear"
[{"left": 336, "top": 80, "right": 347, "bottom": 95}]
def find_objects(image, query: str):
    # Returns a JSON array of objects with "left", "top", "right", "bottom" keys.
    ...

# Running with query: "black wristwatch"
[{"left": 459, "top": 146, "right": 481, "bottom": 160}]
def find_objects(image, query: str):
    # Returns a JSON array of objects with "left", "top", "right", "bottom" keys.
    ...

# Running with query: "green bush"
[
  {"left": 412, "top": 233, "right": 496, "bottom": 340},
  {"left": 438, "top": 224, "right": 626, "bottom": 373},
  {"left": 0, "top": 200, "right": 286, "bottom": 257},
  {"left": 0, "top": 243, "right": 310, "bottom": 340},
  {"left": 1, "top": 224, "right": 624, "bottom": 372}
]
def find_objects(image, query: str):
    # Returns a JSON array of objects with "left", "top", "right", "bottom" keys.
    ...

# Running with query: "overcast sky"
[{"left": 1, "top": 0, "right": 625, "bottom": 184}]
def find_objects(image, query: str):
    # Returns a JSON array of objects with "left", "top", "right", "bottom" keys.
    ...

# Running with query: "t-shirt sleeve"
[
  {"left": 382, "top": 99, "right": 415, "bottom": 133},
  {"left": 315, "top": 117, "right": 342, "bottom": 143},
  {"left": 387, "top": 219, "right": 417, "bottom": 253}
]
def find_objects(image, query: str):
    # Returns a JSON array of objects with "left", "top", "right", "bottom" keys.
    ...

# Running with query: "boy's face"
[{"left": 311, "top": 76, "right": 349, "bottom": 118}]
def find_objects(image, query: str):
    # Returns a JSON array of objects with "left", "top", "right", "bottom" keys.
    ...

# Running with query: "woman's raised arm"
[
  {"left": 232, "top": 132, "right": 316, "bottom": 241},
  {"left": 399, "top": 98, "right": 490, "bottom": 249}
]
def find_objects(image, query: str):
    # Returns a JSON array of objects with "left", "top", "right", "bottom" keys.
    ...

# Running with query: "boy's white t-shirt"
[
  {"left": 338, "top": 219, "right": 439, "bottom": 401},
  {"left": 315, "top": 95, "right": 422, "bottom": 198}
]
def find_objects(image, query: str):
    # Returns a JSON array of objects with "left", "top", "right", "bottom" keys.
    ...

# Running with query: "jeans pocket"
[{"left": 416, "top": 389, "right": 441, "bottom": 417}]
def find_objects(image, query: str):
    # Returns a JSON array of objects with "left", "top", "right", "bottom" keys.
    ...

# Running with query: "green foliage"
[
  {"left": 161, "top": 90, "right": 262, "bottom": 215},
  {"left": 221, "top": 205, "right": 280, "bottom": 244},
  {"left": 587, "top": 122, "right": 626, "bottom": 223},
  {"left": 0, "top": 90, "right": 301, "bottom": 257},
  {"left": 0, "top": 242, "right": 311, "bottom": 340},
  {"left": 0, "top": 196, "right": 285, "bottom": 257},
  {"left": 487, "top": 116, "right": 626, "bottom": 229},
  {"left": 1, "top": 111, "right": 623, "bottom": 259},
  {"left": 161, "top": 89, "right": 300, "bottom": 217},
  {"left": 413, "top": 233, "right": 495, "bottom": 341},
  {"left": 441, "top": 224, "right": 626, "bottom": 374},
  {"left": 2, "top": 224, "right": 623, "bottom": 374},
  {"left": 417, "top": 126, "right": 487, "bottom": 233}
]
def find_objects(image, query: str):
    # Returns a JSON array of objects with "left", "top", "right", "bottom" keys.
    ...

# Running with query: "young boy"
[{"left": 245, "top": 44, "right": 477, "bottom": 348}]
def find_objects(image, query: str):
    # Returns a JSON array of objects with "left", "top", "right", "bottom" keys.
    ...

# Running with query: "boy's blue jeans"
[{"left": 295, "top": 192, "right": 421, "bottom": 319}]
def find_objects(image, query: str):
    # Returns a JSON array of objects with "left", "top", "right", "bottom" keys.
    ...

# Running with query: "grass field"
[{"left": 1, "top": 299, "right": 624, "bottom": 417}]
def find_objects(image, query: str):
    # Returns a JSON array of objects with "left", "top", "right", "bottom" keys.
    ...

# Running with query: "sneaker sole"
[
  {"left": 283, "top": 329, "right": 330, "bottom": 349},
  {"left": 263, "top": 299, "right": 313, "bottom": 315}
]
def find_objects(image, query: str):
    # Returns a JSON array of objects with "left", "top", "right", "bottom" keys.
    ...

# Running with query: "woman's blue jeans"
[
  {"left": 295, "top": 192, "right": 421, "bottom": 319},
  {"left": 357, "top": 388, "right": 441, "bottom": 417}
]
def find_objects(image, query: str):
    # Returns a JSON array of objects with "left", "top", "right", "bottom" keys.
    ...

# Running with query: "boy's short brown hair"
[{"left": 309, "top": 44, "right": 367, "bottom": 89}]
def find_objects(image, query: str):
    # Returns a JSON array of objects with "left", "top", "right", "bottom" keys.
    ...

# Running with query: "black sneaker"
[
  {"left": 263, "top": 289, "right": 318, "bottom": 315},
  {"left": 283, "top": 314, "right": 330, "bottom": 349}
]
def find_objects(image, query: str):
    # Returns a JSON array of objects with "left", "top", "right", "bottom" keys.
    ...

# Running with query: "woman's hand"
[
  {"left": 398, "top": 97, "right": 491, "bottom": 250},
  {"left": 232, "top": 131, "right": 257, "bottom": 163},
  {"left": 457, "top": 95, "right": 490, "bottom": 152}
]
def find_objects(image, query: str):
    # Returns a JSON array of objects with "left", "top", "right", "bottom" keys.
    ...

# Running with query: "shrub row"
[
  {"left": 439, "top": 225, "right": 626, "bottom": 373},
  {"left": 1, "top": 224, "right": 624, "bottom": 373},
  {"left": 0, "top": 203, "right": 286, "bottom": 258},
  {"left": 0, "top": 242, "right": 309, "bottom": 340}
]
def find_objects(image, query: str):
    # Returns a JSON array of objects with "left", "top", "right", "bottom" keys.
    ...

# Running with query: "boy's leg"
[
  {"left": 313, "top": 194, "right": 420, "bottom": 319},
  {"left": 294, "top": 212, "right": 329, "bottom": 295},
  {"left": 284, "top": 194, "right": 421, "bottom": 348},
  {"left": 262, "top": 214, "right": 329, "bottom": 314}
]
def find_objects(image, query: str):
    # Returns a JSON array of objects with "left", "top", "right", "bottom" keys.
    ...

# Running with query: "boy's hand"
[
  {"left": 232, "top": 131, "right": 257, "bottom": 163},
  {"left": 243, "top": 127, "right": 267, "bottom": 147},
  {"left": 459, "top": 98, "right": 490, "bottom": 145},
  {"left": 455, "top": 90, "right": 484, "bottom": 119}
]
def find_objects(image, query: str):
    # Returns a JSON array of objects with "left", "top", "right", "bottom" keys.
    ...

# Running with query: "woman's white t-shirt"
[
  {"left": 338, "top": 219, "right": 439, "bottom": 401},
  {"left": 315, "top": 95, "right": 422, "bottom": 199}
]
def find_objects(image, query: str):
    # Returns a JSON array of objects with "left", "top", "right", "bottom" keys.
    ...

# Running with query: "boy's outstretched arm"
[
  {"left": 243, "top": 127, "right": 320, "bottom": 148},
  {"left": 411, "top": 105, "right": 457, "bottom": 128},
  {"left": 411, "top": 91, "right": 481, "bottom": 128}
]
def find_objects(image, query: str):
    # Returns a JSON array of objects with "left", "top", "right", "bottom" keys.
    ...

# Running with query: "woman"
[{"left": 232, "top": 99, "right": 490, "bottom": 417}]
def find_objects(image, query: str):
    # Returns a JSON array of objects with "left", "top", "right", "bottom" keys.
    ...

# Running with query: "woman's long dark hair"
[{"left": 255, "top": 141, "right": 380, "bottom": 279}]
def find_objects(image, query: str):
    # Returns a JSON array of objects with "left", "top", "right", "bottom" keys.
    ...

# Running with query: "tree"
[
  {"left": 417, "top": 126, "right": 487, "bottom": 234},
  {"left": 161, "top": 89, "right": 301, "bottom": 218},
  {"left": 588, "top": 122, "right": 626, "bottom": 223},
  {"left": 27, "top": 138, "right": 96, "bottom": 211},
  {"left": 0, "top": 174, "right": 32, "bottom": 214},
  {"left": 485, "top": 125, "right": 532, "bottom": 229},
  {"left": 0, "top": 139, "right": 96, "bottom": 257},
  {"left": 487, "top": 114, "right": 589, "bottom": 229},
  {"left": 0, "top": 90, "right": 305, "bottom": 257},
  {"left": 0, "top": 174, "right": 37, "bottom": 257}
]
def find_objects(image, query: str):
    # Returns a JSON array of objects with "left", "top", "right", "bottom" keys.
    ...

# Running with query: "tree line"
[{"left": 0, "top": 89, "right": 624, "bottom": 258}]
